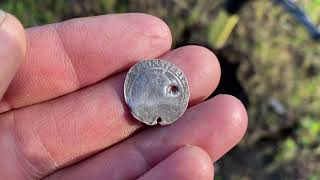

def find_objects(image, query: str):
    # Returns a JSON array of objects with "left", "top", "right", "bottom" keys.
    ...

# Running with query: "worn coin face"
[{"left": 124, "top": 59, "right": 190, "bottom": 126}]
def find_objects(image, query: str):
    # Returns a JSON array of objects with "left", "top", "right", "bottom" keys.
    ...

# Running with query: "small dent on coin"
[
  {"left": 156, "top": 117, "right": 162, "bottom": 124},
  {"left": 167, "top": 84, "right": 179, "bottom": 96}
]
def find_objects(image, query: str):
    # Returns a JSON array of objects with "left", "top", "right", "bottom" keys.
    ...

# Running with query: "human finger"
[
  {"left": 137, "top": 146, "right": 214, "bottom": 180},
  {"left": 47, "top": 95, "right": 247, "bottom": 180},
  {"left": 0, "top": 46, "right": 220, "bottom": 179},
  {"left": 0, "top": 13, "right": 171, "bottom": 112},
  {"left": 0, "top": 11, "right": 26, "bottom": 100}
]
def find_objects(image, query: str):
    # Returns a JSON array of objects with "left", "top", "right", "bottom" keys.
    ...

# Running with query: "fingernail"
[{"left": 0, "top": 10, "right": 7, "bottom": 25}]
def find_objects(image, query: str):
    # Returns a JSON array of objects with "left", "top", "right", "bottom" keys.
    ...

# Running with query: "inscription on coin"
[{"left": 124, "top": 59, "right": 190, "bottom": 125}]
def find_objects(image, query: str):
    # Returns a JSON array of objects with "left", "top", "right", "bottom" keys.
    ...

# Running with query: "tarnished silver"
[{"left": 124, "top": 59, "right": 190, "bottom": 126}]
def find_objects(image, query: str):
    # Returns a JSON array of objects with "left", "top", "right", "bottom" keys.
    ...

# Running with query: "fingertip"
[
  {"left": 162, "top": 45, "right": 221, "bottom": 105},
  {"left": 0, "top": 11, "right": 26, "bottom": 97},
  {"left": 202, "top": 94, "right": 248, "bottom": 162},
  {"left": 53, "top": 13, "right": 172, "bottom": 86},
  {"left": 0, "top": 12, "right": 26, "bottom": 56},
  {"left": 130, "top": 13, "right": 172, "bottom": 42},
  {"left": 186, "top": 45, "right": 221, "bottom": 93},
  {"left": 212, "top": 94, "right": 248, "bottom": 139},
  {"left": 185, "top": 94, "right": 248, "bottom": 161},
  {"left": 119, "top": 13, "right": 172, "bottom": 54}
]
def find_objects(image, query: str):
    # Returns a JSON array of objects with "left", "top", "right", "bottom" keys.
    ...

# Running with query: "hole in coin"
[
  {"left": 156, "top": 117, "right": 162, "bottom": 124},
  {"left": 168, "top": 85, "right": 179, "bottom": 95}
]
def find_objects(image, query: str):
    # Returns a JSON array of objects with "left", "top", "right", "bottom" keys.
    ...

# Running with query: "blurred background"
[{"left": 1, "top": 0, "right": 319, "bottom": 179}]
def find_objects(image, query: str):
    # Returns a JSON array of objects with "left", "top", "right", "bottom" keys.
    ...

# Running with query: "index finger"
[{"left": 0, "top": 13, "right": 171, "bottom": 112}]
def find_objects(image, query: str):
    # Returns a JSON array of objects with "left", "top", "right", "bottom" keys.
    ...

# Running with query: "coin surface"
[{"left": 124, "top": 59, "right": 190, "bottom": 126}]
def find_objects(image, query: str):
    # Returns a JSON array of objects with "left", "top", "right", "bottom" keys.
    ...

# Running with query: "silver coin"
[{"left": 124, "top": 59, "right": 190, "bottom": 126}]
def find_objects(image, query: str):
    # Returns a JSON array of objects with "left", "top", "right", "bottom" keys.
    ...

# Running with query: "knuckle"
[{"left": 10, "top": 112, "right": 57, "bottom": 179}]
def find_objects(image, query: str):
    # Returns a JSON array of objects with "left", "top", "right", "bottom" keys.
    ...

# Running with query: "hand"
[{"left": 0, "top": 12, "right": 248, "bottom": 180}]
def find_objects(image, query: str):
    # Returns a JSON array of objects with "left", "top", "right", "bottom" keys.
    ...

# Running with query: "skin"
[{"left": 0, "top": 12, "right": 248, "bottom": 180}]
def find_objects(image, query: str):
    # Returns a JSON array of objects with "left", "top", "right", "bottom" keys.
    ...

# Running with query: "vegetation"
[{"left": 1, "top": 0, "right": 319, "bottom": 179}]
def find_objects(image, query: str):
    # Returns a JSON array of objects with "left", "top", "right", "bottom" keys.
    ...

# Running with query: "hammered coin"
[{"left": 124, "top": 59, "right": 190, "bottom": 126}]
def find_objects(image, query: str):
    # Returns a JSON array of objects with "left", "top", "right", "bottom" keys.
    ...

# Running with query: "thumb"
[{"left": 0, "top": 10, "right": 26, "bottom": 99}]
